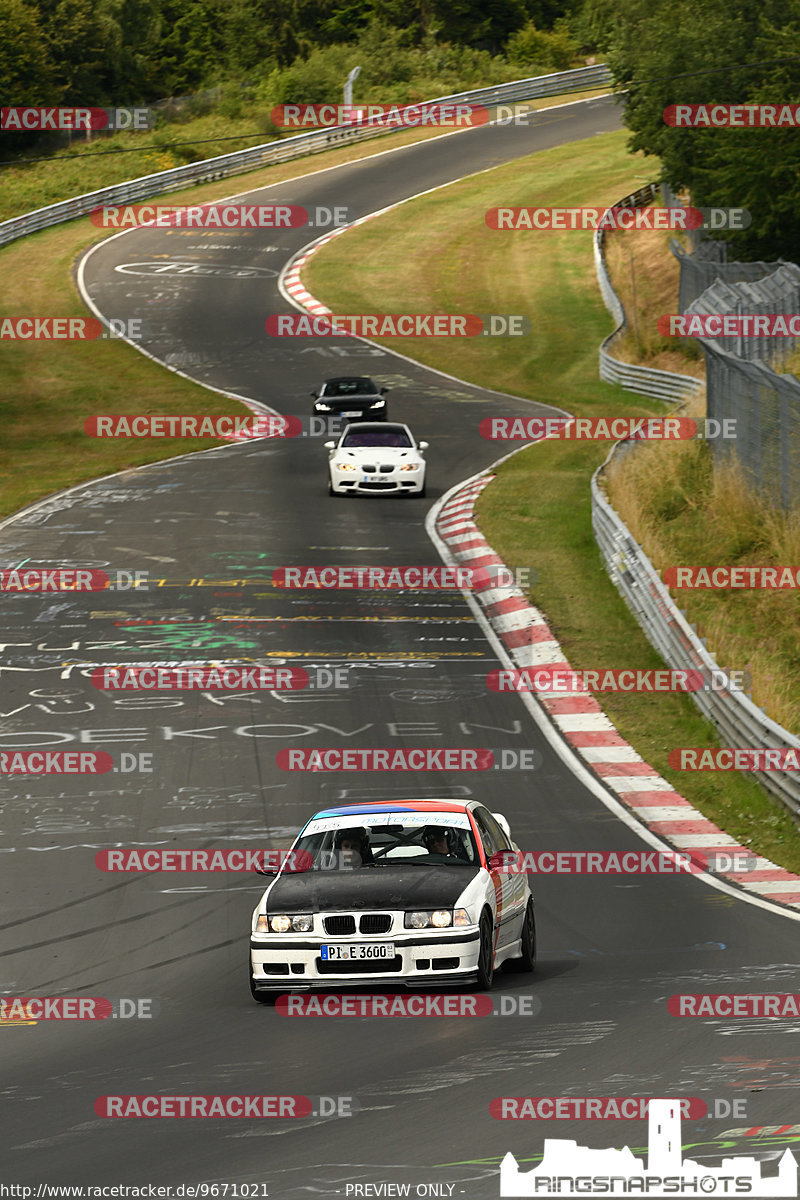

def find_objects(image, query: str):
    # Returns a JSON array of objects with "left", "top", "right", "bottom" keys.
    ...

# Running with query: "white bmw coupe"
[{"left": 325, "top": 422, "right": 428, "bottom": 497}]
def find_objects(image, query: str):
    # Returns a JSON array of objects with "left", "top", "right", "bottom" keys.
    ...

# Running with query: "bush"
[
  {"left": 255, "top": 23, "right": 521, "bottom": 113},
  {"left": 505, "top": 20, "right": 580, "bottom": 71}
]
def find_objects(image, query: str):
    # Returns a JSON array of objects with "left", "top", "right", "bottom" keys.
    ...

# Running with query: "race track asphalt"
[{"left": 3, "top": 95, "right": 799, "bottom": 1194}]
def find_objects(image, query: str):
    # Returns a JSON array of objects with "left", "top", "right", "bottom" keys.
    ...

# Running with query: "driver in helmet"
[
  {"left": 421, "top": 825, "right": 461, "bottom": 858},
  {"left": 333, "top": 826, "right": 372, "bottom": 868}
]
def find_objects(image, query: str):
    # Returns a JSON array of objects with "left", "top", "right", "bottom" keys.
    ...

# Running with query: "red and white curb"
[
  {"left": 436, "top": 475, "right": 800, "bottom": 911},
  {"left": 281, "top": 225, "right": 349, "bottom": 316},
  {"left": 277, "top": 182, "right": 800, "bottom": 913}
]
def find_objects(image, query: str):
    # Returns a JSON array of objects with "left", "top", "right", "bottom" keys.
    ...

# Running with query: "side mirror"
[
  {"left": 255, "top": 849, "right": 313, "bottom": 876},
  {"left": 488, "top": 850, "right": 518, "bottom": 873},
  {"left": 323, "top": 440, "right": 335, "bottom": 449},
  {"left": 418, "top": 441, "right": 429, "bottom": 450},
  {"left": 380, "top": 387, "right": 389, "bottom": 394}
]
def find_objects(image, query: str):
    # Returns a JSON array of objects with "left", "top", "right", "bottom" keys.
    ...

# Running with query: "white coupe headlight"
[
  {"left": 400, "top": 463, "right": 420, "bottom": 472},
  {"left": 256, "top": 914, "right": 312, "bottom": 933},
  {"left": 336, "top": 462, "right": 357, "bottom": 472},
  {"left": 404, "top": 909, "right": 453, "bottom": 929}
]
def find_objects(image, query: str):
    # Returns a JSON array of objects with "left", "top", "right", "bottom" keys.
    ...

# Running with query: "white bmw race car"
[
  {"left": 249, "top": 798, "right": 536, "bottom": 999},
  {"left": 325, "top": 422, "right": 428, "bottom": 497}
]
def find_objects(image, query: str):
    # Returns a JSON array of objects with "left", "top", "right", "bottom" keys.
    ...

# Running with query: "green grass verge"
[
  {"left": 303, "top": 127, "right": 800, "bottom": 874},
  {"left": 606, "top": 427, "right": 800, "bottom": 736},
  {"left": 0, "top": 218, "right": 244, "bottom": 519}
]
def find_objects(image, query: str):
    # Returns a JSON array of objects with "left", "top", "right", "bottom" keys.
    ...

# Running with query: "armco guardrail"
[
  {"left": 592, "top": 463, "right": 800, "bottom": 820},
  {"left": 591, "top": 193, "right": 800, "bottom": 821},
  {"left": 0, "top": 64, "right": 612, "bottom": 250},
  {"left": 594, "top": 184, "right": 704, "bottom": 402}
]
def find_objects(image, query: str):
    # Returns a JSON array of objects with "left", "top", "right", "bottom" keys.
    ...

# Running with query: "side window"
[
  {"left": 472, "top": 806, "right": 508, "bottom": 858},
  {"left": 472, "top": 811, "right": 503, "bottom": 859}
]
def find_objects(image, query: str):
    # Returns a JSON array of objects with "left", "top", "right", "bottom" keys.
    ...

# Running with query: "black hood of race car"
[{"left": 265, "top": 863, "right": 478, "bottom": 912}]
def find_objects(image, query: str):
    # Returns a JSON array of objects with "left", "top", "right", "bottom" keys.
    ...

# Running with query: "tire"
[
  {"left": 475, "top": 911, "right": 495, "bottom": 991},
  {"left": 506, "top": 899, "right": 536, "bottom": 973}
]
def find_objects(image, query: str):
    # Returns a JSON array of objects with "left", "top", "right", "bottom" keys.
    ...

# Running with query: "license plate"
[
  {"left": 342, "top": 411, "right": 361, "bottom": 417},
  {"left": 362, "top": 475, "right": 373, "bottom": 483},
  {"left": 321, "top": 943, "right": 395, "bottom": 961}
]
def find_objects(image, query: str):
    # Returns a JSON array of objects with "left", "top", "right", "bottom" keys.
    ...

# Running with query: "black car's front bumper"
[{"left": 313, "top": 404, "right": 387, "bottom": 421}]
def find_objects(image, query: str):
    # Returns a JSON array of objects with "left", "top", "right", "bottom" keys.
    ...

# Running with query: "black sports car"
[{"left": 311, "top": 376, "right": 389, "bottom": 421}]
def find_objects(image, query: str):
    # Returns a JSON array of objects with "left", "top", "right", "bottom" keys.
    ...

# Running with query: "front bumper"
[
  {"left": 250, "top": 928, "right": 480, "bottom": 992},
  {"left": 314, "top": 406, "right": 386, "bottom": 421},
  {"left": 329, "top": 470, "right": 425, "bottom": 495}
]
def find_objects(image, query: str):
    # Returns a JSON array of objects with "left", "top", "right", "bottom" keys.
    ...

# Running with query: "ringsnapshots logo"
[
  {"left": 266, "top": 314, "right": 530, "bottom": 338},
  {"left": 499, "top": 1098, "right": 798, "bottom": 1196}
]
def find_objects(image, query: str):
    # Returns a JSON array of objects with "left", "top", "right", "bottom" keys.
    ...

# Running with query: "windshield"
[
  {"left": 323, "top": 378, "right": 375, "bottom": 396},
  {"left": 291, "top": 812, "right": 479, "bottom": 869},
  {"left": 341, "top": 429, "right": 412, "bottom": 449}
]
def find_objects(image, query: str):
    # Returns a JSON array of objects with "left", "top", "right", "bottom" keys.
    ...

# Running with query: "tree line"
[{"left": 1, "top": 0, "right": 798, "bottom": 259}]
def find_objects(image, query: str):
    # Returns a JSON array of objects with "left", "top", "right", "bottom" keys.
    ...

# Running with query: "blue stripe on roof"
[{"left": 313, "top": 805, "right": 416, "bottom": 818}]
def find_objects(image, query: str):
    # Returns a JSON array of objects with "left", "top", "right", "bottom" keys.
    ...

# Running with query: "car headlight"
[
  {"left": 315, "top": 402, "right": 332, "bottom": 411},
  {"left": 453, "top": 908, "right": 470, "bottom": 927},
  {"left": 369, "top": 399, "right": 385, "bottom": 407},
  {"left": 256, "top": 914, "right": 312, "bottom": 933},
  {"left": 405, "top": 909, "right": 453, "bottom": 929},
  {"left": 400, "top": 463, "right": 420, "bottom": 472},
  {"left": 336, "top": 462, "right": 357, "bottom": 472}
]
